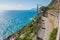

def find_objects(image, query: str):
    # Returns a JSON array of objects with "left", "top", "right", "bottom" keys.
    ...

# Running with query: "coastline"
[{"left": 5, "top": 15, "right": 42, "bottom": 40}]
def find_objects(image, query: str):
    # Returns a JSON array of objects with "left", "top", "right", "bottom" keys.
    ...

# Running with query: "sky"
[{"left": 0, "top": 0, "right": 52, "bottom": 10}]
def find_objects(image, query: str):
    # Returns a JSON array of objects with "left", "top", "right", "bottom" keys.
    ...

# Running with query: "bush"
[
  {"left": 49, "top": 28, "right": 58, "bottom": 40},
  {"left": 49, "top": 0, "right": 56, "bottom": 6}
]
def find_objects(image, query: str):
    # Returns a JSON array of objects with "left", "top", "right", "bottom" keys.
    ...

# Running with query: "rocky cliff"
[
  {"left": 49, "top": 0, "right": 60, "bottom": 10},
  {"left": 37, "top": 0, "right": 60, "bottom": 40}
]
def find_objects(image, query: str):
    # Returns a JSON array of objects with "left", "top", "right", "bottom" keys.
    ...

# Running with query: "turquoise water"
[{"left": 0, "top": 10, "right": 37, "bottom": 40}]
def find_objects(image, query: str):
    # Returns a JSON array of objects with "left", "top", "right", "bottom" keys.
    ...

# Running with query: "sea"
[{"left": 0, "top": 10, "right": 37, "bottom": 40}]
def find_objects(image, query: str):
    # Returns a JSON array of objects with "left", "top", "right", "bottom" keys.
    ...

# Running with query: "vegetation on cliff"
[
  {"left": 49, "top": 0, "right": 56, "bottom": 6},
  {"left": 40, "top": 6, "right": 55, "bottom": 11},
  {"left": 49, "top": 28, "right": 58, "bottom": 40}
]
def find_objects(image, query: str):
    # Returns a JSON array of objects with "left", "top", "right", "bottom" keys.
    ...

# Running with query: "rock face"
[
  {"left": 37, "top": 0, "right": 60, "bottom": 40},
  {"left": 47, "top": 10, "right": 59, "bottom": 28},
  {"left": 52, "top": 0, "right": 60, "bottom": 10},
  {"left": 38, "top": 10, "right": 59, "bottom": 40},
  {"left": 51, "top": 0, "right": 60, "bottom": 40}
]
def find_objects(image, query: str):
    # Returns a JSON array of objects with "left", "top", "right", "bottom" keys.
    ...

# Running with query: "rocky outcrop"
[
  {"left": 47, "top": 10, "right": 59, "bottom": 28},
  {"left": 37, "top": 0, "right": 60, "bottom": 40},
  {"left": 50, "top": 0, "right": 60, "bottom": 10},
  {"left": 37, "top": 10, "right": 59, "bottom": 40}
]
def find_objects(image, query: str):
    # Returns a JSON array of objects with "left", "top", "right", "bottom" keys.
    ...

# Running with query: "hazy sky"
[{"left": 0, "top": 0, "right": 52, "bottom": 10}]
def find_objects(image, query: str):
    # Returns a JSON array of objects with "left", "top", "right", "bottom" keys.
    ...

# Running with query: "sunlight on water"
[
  {"left": 0, "top": 10, "right": 4, "bottom": 13},
  {"left": 0, "top": 10, "right": 5, "bottom": 40},
  {"left": 0, "top": 10, "right": 5, "bottom": 16},
  {"left": 0, "top": 10, "right": 37, "bottom": 40}
]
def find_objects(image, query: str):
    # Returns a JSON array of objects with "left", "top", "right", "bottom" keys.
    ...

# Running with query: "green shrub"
[
  {"left": 49, "top": 28, "right": 58, "bottom": 40},
  {"left": 49, "top": 0, "right": 56, "bottom": 6}
]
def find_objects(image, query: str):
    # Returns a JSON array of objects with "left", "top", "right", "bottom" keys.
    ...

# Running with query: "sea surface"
[{"left": 0, "top": 10, "right": 37, "bottom": 40}]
